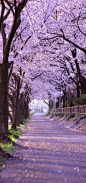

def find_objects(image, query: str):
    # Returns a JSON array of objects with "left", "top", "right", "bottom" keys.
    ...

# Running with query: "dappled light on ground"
[{"left": 0, "top": 115, "right": 86, "bottom": 183}]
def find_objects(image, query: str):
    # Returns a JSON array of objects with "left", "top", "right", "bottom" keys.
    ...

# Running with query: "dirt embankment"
[{"left": 51, "top": 115, "right": 86, "bottom": 133}]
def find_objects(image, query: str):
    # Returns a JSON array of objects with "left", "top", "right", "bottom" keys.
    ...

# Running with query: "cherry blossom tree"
[
  {"left": 0, "top": 0, "right": 28, "bottom": 141},
  {"left": 12, "top": 0, "right": 86, "bottom": 109},
  {"left": 36, "top": 0, "right": 86, "bottom": 100}
]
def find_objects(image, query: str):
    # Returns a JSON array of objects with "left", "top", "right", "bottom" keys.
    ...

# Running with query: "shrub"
[
  {"left": 0, "top": 142, "right": 14, "bottom": 155},
  {"left": 0, "top": 156, "right": 5, "bottom": 164},
  {"left": 73, "top": 94, "right": 86, "bottom": 105},
  {"left": 23, "top": 118, "right": 29, "bottom": 125}
]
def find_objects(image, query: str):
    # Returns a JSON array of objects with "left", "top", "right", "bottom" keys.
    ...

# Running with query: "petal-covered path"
[{"left": 0, "top": 113, "right": 86, "bottom": 183}]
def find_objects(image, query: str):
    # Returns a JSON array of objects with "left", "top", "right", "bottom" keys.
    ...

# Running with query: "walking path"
[{"left": 0, "top": 113, "right": 86, "bottom": 183}]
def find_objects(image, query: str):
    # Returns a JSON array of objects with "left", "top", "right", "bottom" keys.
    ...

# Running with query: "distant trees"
[
  {"left": 9, "top": 69, "right": 31, "bottom": 130},
  {"left": 37, "top": 0, "right": 86, "bottom": 105}
]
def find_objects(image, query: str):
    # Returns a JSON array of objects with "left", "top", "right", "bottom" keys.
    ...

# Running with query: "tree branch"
[
  {"left": 61, "top": 29, "right": 86, "bottom": 55},
  {"left": 42, "top": 31, "right": 86, "bottom": 54},
  {"left": 77, "top": 13, "right": 86, "bottom": 37},
  {"left": 0, "top": 0, "right": 5, "bottom": 29},
  {"left": 8, "top": 61, "right": 14, "bottom": 82}
]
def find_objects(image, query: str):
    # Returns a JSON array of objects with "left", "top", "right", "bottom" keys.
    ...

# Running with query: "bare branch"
[
  {"left": 5, "top": 0, "right": 14, "bottom": 15},
  {"left": 0, "top": 0, "right": 5, "bottom": 29},
  {"left": 77, "top": 13, "right": 86, "bottom": 37}
]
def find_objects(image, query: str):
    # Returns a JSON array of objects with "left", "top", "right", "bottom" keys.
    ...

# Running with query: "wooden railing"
[{"left": 51, "top": 105, "right": 86, "bottom": 116}]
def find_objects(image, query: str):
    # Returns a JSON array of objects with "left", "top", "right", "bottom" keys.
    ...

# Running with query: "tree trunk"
[
  {"left": 79, "top": 75, "right": 86, "bottom": 94},
  {"left": 12, "top": 93, "right": 17, "bottom": 129},
  {"left": 63, "top": 90, "right": 67, "bottom": 108},
  {"left": 25, "top": 96, "right": 29, "bottom": 118},
  {"left": 0, "top": 63, "right": 8, "bottom": 141},
  {"left": 11, "top": 77, "right": 20, "bottom": 129},
  {"left": 72, "top": 48, "right": 86, "bottom": 94},
  {"left": 0, "top": 64, "right": 4, "bottom": 140},
  {"left": 77, "top": 81, "right": 80, "bottom": 98}
]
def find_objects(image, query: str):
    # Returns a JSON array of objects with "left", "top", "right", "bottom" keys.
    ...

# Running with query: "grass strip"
[{"left": 0, "top": 117, "right": 29, "bottom": 166}]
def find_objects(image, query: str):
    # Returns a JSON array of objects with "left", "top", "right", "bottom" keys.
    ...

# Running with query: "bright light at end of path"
[{"left": 29, "top": 99, "right": 49, "bottom": 114}]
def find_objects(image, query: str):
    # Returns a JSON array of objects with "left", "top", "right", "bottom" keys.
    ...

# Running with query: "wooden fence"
[{"left": 51, "top": 105, "right": 86, "bottom": 116}]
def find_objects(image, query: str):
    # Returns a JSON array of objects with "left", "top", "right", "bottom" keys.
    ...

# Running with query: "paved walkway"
[{"left": 0, "top": 113, "right": 86, "bottom": 183}]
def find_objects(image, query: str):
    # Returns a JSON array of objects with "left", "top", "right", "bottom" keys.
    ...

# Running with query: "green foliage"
[
  {"left": 55, "top": 113, "right": 59, "bottom": 117},
  {"left": 50, "top": 114, "right": 54, "bottom": 118},
  {"left": 0, "top": 156, "right": 5, "bottom": 164},
  {"left": 8, "top": 118, "right": 29, "bottom": 141},
  {"left": 23, "top": 118, "right": 29, "bottom": 125},
  {"left": 49, "top": 102, "right": 53, "bottom": 110},
  {"left": 0, "top": 142, "right": 14, "bottom": 155},
  {"left": 44, "top": 111, "right": 49, "bottom": 116},
  {"left": 8, "top": 125, "right": 11, "bottom": 130},
  {"left": 0, "top": 117, "right": 30, "bottom": 166},
  {"left": 9, "top": 135, "right": 15, "bottom": 142},
  {"left": 9, "top": 129, "right": 20, "bottom": 139},
  {"left": 73, "top": 94, "right": 86, "bottom": 106}
]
